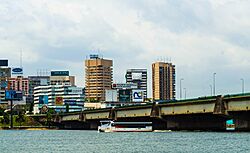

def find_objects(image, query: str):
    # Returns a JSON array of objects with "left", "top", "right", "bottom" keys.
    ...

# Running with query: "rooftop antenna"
[{"left": 98, "top": 48, "right": 103, "bottom": 59}]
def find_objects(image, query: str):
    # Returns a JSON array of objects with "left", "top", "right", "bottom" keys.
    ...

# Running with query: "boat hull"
[
  {"left": 98, "top": 121, "right": 153, "bottom": 132},
  {"left": 98, "top": 127, "right": 152, "bottom": 132}
]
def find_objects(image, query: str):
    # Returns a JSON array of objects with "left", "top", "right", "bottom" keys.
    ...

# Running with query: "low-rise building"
[
  {"left": 0, "top": 89, "right": 6, "bottom": 104},
  {"left": 33, "top": 84, "right": 84, "bottom": 114},
  {"left": 27, "top": 76, "right": 50, "bottom": 104},
  {"left": 50, "top": 70, "right": 75, "bottom": 86},
  {"left": 8, "top": 76, "right": 29, "bottom": 96},
  {"left": 0, "top": 66, "right": 11, "bottom": 104}
]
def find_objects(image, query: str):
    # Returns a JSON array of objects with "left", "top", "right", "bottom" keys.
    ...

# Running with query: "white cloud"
[{"left": 1, "top": 0, "right": 250, "bottom": 98}]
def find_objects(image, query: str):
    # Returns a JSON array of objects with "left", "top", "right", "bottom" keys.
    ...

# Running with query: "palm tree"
[{"left": 15, "top": 112, "right": 25, "bottom": 127}]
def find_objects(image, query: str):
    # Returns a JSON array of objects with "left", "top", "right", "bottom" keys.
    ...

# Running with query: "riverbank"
[
  {"left": 0, "top": 126, "right": 58, "bottom": 130},
  {"left": 0, "top": 115, "right": 47, "bottom": 130}
]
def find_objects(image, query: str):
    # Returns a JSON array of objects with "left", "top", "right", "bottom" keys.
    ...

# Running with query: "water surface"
[{"left": 0, "top": 130, "right": 250, "bottom": 153}]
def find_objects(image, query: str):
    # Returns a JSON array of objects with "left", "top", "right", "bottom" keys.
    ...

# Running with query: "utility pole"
[
  {"left": 209, "top": 84, "right": 212, "bottom": 96},
  {"left": 180, "top": 78, "right": 184, "bottom": 99},
  {"left": 213, "top": 73, "right": 216, "bottom": 96},
  {"left": 183, "top": 88, "right": 187, "bottom": 99},
  {"left": 10, "top": 99, "right": 13, "bottom": 129},
  {"left": 241, "top": 78, "right": 244, "bottom": 94}
]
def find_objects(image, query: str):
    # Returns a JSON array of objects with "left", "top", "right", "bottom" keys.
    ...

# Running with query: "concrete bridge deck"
[{"left": 31, "top": 93, "right": 250, "bottom": 131}]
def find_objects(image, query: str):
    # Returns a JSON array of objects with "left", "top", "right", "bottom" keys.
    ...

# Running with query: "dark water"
[{"left": 0, "top": 130, "right": 250, "bottom": 153}]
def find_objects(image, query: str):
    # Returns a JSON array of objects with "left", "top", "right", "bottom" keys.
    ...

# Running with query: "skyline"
[{"left": 1, "top": 0, "right": 250, "bottom": 98}]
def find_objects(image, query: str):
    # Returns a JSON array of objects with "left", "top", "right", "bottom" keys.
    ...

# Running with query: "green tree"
[
  {"left": 46, "top": 109, "right": 54, "bottom": 128},
  {"left": 28, "top": 102, "right": 34, "bottom": 114},
  {"left": 15, "top": 112, "right": 25, "bottom": 127},
  {"left": 65, "top": 104, "right": 69, "bottom": 113},
  {"left": 0, "top": 107, "right": 4, "bottom": 116},
  {"left": 2, "top": 112, "right": 10, "bottom": 127}
]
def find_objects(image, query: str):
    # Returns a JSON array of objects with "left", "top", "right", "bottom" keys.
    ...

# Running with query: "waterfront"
[{"left": 0, "top": 130, "right": 250, "bottom": 153}]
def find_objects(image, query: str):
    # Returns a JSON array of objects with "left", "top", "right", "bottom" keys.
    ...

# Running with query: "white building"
[
  {"left": 33, "top": 84, "right": 84, "bottom": 114},
  {"left": 126, "top": 69, "right": 147, "bottom": 99},
  {"left": 50, "top": 70, "right": 75, "bottom": 86}
]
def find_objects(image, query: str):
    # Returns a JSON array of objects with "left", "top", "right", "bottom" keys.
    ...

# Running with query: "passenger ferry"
[{"left": 98, "top": 120, "right": 152, "bottom": 132}]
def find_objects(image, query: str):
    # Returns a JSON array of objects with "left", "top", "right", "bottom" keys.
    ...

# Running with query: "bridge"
[{"left": 32, "top": 93, "right": 250, "bottom": 131}]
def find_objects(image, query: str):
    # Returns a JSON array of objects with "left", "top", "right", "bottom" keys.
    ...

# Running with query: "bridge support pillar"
[
  {"left": 235, "top": 119, "right": 250, "bottom": 131},
  {"left": 231, "top": 111, "right": 250, "bottom": 131},
  {"left": 162, "top": 114, "right": 227, "bottom": 131},
  {"left": 89, "top": 121, "right": 99, "bottom": 130},
  {"left": 213, "top": 95, "right": 228, "bottom": 116},
  {"left": 109, "top": 108, "right": 117, "bottom": 121}
]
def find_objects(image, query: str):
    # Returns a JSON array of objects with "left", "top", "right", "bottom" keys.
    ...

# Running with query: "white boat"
[{"left": 98, "top": 120, "right": 152, "bottom": 132}]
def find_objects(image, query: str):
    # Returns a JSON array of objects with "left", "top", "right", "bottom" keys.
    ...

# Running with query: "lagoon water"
[{"left": 0, "top": 130, "right": 250, "bottom": 153}]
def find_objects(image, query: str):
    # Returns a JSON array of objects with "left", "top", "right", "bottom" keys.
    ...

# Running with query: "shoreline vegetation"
[
  {"left": 0, "top": 114, "right": 56, "bottom": 130},
  {"left": 0, "top": 126, "right": 58, "bottom": 130}
]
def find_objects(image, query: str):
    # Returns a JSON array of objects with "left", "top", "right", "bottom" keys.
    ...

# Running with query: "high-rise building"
[
  {"left": 152, "top": 62, "right": 175, "bottom": 101},
  {"left": 126, "top": 69, "right": 147, "bottom": 99},
  {"left": 85, "top": 55, "right": 113, "bottom": 102}
]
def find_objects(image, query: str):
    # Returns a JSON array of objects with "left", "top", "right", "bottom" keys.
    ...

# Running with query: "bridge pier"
[
  {"left": 61, "top": 121, "right": 87, "bottom": 129},
  {"left": 229, "top": 111, "right": 250, "bottom": 131},
  {"left": 163, "top": 114, "right": 227, "bottom": 131},
  {"left": 88, "top": 121, "right": 99, "bottom": 130}
]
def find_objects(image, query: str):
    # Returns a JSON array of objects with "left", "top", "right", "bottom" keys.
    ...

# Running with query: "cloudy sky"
[{"left": 1, "top": 0, "right": 250, "bottom": 99}]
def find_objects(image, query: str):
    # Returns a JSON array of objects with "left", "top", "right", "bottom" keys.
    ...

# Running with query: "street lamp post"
[
  {"left": 241, "top": 78, "right": 244, "bottom": 94},
  {"left": 10, "top": 99, "right": 13, "bottom": 129},
  {"left": 209, "top": 84, "right": 212, "bottom": 96},
  {"left": 180, "top": 78, "right": 184, "bottom": 99},
  {"left": 213, "top": 73, "right": 216, "bottom": 96},
  {"left": 183, "top": 88, "right": 187, "bottom": 99}
]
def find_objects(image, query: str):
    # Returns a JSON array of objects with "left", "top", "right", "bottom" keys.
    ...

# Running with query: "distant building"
[
  {"left": 152, "top": 62, "right": 175, "bottom": 100},
  {"left": 105, "top": 89, "right": 118, "bottom": 102},
  {"left": 103, "top": 83, "right": 145, "bottom": 108},
  {"left": 27, "top": 70, "right": 75, "bottom": 104},
  {"left": 0, "top": 67, "right": 11, "bottom": 78},
  {"left": 0, "top": 66, "right": 11, "bottom": 103},
  {"left": 27, "top": 76, "right": 50, "bottom": 104},
  {"left": 50, "top": 70, "right": 75, "bottom": 86},
  {"left": 0, "top": 90, "right": 6, "bottom": 104},
  {"left": 126, "top": 69, "right": 147, "bottom": 99},
  {"left": 85, "top": 54, "right": 113, "bottom": 102},
  {"left": 33, "top": 84, "right": 84, "bottom": 114},
  {"left": 8, "top": 76, "right": 29, "bottom": 96},
  {"left": 111, "top": 83, "right": 141, "bottom": 102}
]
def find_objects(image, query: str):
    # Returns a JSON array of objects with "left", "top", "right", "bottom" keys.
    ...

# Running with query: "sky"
[{"left": 1, "top": 0, "right": 250, "bottom": 99}]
